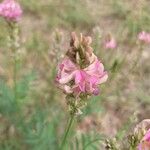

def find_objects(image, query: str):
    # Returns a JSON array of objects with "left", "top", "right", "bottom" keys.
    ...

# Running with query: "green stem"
[
  {"left": 7, "top": 21, "right": 18, "bottom": 103},
  {"left": 60, "top": 114, "right": 75, "bottom": 150},
  {"left": 14, "top": 53, "right": 17, "bottom": 102}
]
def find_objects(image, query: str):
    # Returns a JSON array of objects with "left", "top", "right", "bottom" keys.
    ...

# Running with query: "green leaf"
[
  {"left": 69, "top": 132, "right": 103, "bottom": 150},
  {"left": 16, "top": 71, "right": 36, "bottom": 101},
  {"left": 0, "top": 80, "right": 16, "bottom": 116}
]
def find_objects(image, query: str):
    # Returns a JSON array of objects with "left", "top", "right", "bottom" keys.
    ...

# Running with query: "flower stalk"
[
  {"left": 13, "top": 45, "right": 17, "bottom": 101},
  {"left": 8, "top": 21, "right": 20, "bottom": 103},
  {"left": 0, "top": 0, "right": 22, "bottom": 106},
  {"left": 60, "top": 113, "right": 75, "bottom": 150}
]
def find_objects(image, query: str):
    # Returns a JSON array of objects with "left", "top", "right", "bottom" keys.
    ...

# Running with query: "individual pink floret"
[
  {"left": 138, "top": 129, "right": 150, "bottom": 150},
  {"left": 138, "top": 31, "right": 150, "bottom": 44},
  {"left": 104, "top": 37, "right": 117, "bottom": 49},
  {"left": 0, "top": 0, "right": 22, "bottom": 22}
]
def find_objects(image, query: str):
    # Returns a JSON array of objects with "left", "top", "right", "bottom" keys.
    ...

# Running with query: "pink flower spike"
[
  {"left": 104, "top": 37, "right": 117, "bottom": 49},
  {"left": 0, "top": 0, "right": 22, "bottom": 22},
  {"left": 55, "top": 32, "right": 108, "bottom": 98}
]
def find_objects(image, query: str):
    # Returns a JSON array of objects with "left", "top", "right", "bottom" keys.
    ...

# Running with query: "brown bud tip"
[{"left": 70, "top": 32, "right": 79, "bottom": 48}]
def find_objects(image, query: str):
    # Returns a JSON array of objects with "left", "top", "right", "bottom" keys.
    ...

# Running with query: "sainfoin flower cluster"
[
  {"left": 56, "top": 32, "right": 108, "bottom": 97},
  {"left": 138, "top": 31, "right": 150, "bottom": 44},
  {"left": 0, "top": 0, "right": 22, "bottom": 22}
]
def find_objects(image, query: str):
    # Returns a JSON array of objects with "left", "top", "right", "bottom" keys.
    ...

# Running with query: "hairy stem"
[
  {"left": 8, "top": 22, "right": 19, "bottom": 103},
  {"left": 13, "top": 52, "right": 17, "bottom": 102},
  {"left": 60, "top": 113, "right": 75, "bottom": 150}
]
